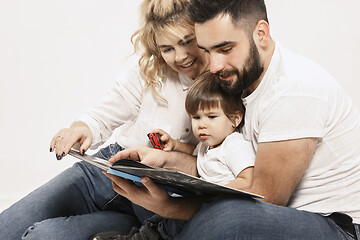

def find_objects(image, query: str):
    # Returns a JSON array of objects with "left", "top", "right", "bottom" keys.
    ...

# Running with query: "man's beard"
[{"left": 216, "top": 38, "right": 264, "bottom": 95}]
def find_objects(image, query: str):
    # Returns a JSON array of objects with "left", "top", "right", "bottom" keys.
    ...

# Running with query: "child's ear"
[{"left": 233, "top": 111, "right": 243, "bottom": 128}]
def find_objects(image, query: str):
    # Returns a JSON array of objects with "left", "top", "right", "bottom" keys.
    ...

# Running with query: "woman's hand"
[
  {"left": 50, "top": 121, "right": 93, "bottom": 160},
  {"left": 150, "top": 129, "right": 176, "bottom": 151}
]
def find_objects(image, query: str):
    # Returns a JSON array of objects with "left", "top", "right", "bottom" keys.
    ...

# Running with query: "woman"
[{"left": 0, "top": 0, "right": 208, "bottom": 239}]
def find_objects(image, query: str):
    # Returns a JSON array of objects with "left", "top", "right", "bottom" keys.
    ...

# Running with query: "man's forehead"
[{"left": 195, "top": 15, "right": 244, "bottom": 49}]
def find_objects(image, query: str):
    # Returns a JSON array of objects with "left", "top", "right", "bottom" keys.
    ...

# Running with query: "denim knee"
[{"left": 22, "top": 222, "right": 47, "bottom": 240}]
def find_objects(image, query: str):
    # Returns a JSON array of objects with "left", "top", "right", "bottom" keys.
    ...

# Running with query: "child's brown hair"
[{"left": 185, "top": 70, "right": 245, "bottom": 130}]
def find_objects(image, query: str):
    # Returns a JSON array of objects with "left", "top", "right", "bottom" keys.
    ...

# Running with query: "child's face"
[{"left": 191, "top": 106, "right": 242, "bottom": 148}]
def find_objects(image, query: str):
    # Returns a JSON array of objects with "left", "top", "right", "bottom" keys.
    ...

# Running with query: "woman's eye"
[
  {"left": 163, "top": 48, "right": 172, "bottom": 53},
  {"left": 183, "top": 39, "right": 194, "bottom": 45}
]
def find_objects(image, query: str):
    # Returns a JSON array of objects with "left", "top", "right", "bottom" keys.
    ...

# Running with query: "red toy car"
[{"left": 147, "top": 132, "right": 164, "bottom": 150}]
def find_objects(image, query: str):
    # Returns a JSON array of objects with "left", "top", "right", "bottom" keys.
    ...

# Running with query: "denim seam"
[
  {"left": 355, "top": 224, "right": 360, "bottom": 240},
  {"left": 102, "top": 193, "right": 121, "bottom": 209},
  {"left": 97, "top": 149, "right": 107, "bottom": 160},
  {"left": 332, "top": 223, "right": 351, "bottom": 240}
]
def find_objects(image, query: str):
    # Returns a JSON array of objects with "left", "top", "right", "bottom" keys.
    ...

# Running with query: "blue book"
[{"left": 68, "top": 149, "right": 264, "bottom": 199}]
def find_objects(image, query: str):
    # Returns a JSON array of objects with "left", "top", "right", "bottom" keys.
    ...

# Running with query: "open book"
[{"left": 68, "top": 149, "right": 264, "bottom": 199}]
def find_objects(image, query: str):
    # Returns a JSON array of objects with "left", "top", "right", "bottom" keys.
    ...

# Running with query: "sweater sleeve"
[{"left": 78, "top": 68, "right": 143, "bottom": 149}]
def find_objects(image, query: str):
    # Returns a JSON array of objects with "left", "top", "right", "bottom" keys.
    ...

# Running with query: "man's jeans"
[
  {"left": 1, "top": 143, "right": 358, "bottom": 240},
  {"left": 158, "top": 197, "right": 360, "bottom": 240}
]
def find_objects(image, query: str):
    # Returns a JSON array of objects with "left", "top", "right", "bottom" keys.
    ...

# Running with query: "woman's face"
[{"left": 156, "top": 27, "right": 208, "bottom": 79}]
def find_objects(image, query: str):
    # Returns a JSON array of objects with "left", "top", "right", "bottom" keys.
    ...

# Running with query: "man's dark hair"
[{"left": 188, "top": 0, "right": 268, "bottom": 33}]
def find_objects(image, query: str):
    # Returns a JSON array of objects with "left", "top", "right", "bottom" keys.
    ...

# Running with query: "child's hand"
[{"left": 151, "top": 129, "right": 176, "bottom": 151}]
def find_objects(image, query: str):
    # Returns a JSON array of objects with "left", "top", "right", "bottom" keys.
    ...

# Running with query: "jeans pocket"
[{"left": 95, "top": 143, "right": 123, "bottom": 160}]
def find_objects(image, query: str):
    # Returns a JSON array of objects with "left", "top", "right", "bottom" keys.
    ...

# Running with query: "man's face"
[{"left": 195, "top": 15, "right": 264, "bottom": 94}]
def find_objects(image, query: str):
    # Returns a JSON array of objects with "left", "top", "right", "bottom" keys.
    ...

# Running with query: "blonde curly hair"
[{"left": 131, "top": 0, "right": 194, "bottom": 103}]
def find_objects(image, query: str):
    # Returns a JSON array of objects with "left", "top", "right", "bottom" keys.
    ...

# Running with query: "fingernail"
[
  {"left": 50, "top": 147, "right": 52, "bottom": 152},
  {"left": 141, "top": 177, "right": 149, "bottom": 183},
  {"left": 61, "top": 152, "right": 65, "bottom": 157},
  {"left": 56, "top": 154, "right": 61, "bottom": 160},
  {"left": 82, "top": 149, "right": 85, "bottom": 155}
]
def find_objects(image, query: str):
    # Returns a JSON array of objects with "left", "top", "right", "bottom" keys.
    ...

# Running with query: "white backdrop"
[{"left": 1, "top": 0, "right": 360, "bottom": 211}]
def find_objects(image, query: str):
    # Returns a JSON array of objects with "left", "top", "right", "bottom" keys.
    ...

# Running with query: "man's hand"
[
  {"left": 109, "top": 146, "right": 198, "bottom": 176},
  {"left": 104, "top": 173, "right": 171, "bottom": 214},
  {"left": 109, "top": 146, "right": 169, "bottom": 168},
  {"left": 104, "top": 172, "right": 204, "bottom": 220}
]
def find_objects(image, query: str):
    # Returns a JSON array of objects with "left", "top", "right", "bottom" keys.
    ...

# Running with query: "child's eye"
[
  {"left": 208, "top": 115, "right": 217, "bottom": 119},
  {"left": 192, "top": 116, "right": 200, "bottom": 120}
]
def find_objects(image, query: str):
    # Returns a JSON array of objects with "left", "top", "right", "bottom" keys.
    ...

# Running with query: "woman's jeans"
[
  {"left": 0, "top": 143, "right": 142, "bottom": 240},
  {"left": 1, "top": 143, "right": 359, "bottom": 240}
]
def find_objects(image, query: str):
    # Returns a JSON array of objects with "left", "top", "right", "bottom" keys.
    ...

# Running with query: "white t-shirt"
[
  {"left": 78, "top": 66, "right": 197, "bottom": 149},
  {"left": 194, "top": 132, "right": 255, "bottom": 186},
  {"left": 242, "top": 43, "right": 360, "bottom": 223}
]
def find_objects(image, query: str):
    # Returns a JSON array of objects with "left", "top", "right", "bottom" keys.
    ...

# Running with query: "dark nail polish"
[
  {"left": 61, "top": 152, "right": 65, "bottom": 157},
  {"left": 56, "top": 154, "right": 61, "bottom": 160},
  {"left": 82, "top": 149, "right": 85, "bottom": 155},
  {"left": 50, "top": 148, "right": 52, "bottom": 152}
]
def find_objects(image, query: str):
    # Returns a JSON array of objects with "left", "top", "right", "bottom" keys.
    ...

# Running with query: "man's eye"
[
  {"left": 202, "top": 49, "right": 209, "bottom": 54},
  {"left": 221, "top": 47, "right": 232, "bottom": 53}
]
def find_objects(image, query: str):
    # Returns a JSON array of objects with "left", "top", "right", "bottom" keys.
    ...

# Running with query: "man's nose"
[{"left": 209, "top": 53, "right": 225, "bottom": 74}]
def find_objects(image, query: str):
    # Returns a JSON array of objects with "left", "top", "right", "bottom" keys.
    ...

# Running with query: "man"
[{"left": 96, "top": 0, "right": 360, "bottom": 239}]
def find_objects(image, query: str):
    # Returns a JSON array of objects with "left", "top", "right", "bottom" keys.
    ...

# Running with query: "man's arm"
[
  {"left": 172, "top": 141, "right": 196, "bottom": 155},
  {"left": 242, "top": 137, "right": 318, "bottom": 206},
  {"left": 109, "top": 146, "right": 199, "bottom": 177}
]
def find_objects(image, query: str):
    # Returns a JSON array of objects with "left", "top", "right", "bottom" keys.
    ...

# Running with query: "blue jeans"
[
  {"left": 2, "top": 143, "right": 358, "bottom": 240},
  {"left": 155, "top": 197, "right": 360, "bottom": 240},
  {"left": 0, "top": 143, "right": 142, "bottom": 240}
]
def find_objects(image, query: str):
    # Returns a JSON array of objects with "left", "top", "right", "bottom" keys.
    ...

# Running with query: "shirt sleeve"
[
  {"left": 258, "top": 95, "right": 328, "bottom": 143},
  {"left": 78, "top": 68, "right": 143, "bottom": 148}
]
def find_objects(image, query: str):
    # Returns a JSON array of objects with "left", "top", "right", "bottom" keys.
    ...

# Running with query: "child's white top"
[{"left": 194, "top": 132, "right": 255, "bottom": 186}]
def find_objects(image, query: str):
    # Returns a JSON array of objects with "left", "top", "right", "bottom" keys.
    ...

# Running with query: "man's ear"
[
  {"left": 233, "top": 111, "right": 243, "bottom": 128},
  {"left": 253, "top": 20, "right": 270, "bottom": 49}
]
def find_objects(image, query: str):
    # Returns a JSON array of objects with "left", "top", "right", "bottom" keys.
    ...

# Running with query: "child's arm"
[
  {"left": 225, "top": 166, "right": 254, "bottom": 190},
  {"left": 151, "top": 129, "right": 196, "bottom": 154}
]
